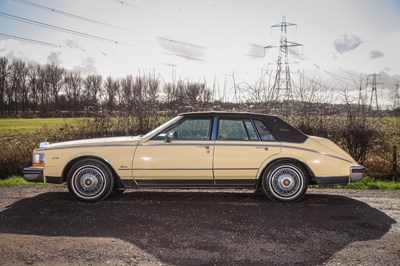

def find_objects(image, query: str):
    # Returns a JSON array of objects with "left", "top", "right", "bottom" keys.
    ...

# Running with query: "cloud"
[
  {"left": 369, "top": 50, "right": 384, "bottom": 59},
  {"left": 74, "top": 56, "right": 97, "bottom": 74},
  {"left": 47, "top": 52, "right": 62, "bottom": 64},
  {"left": 333, "top": 34, "right": 362, "bottom": 54},
  {"left": 64, "top": 40, "right": 85, "bottom": 51},
  {"left": 158, "top": 36, "right": 206, "bottom": 61},
  {"left": 245, "top": 44, "right": 265, "bottom": 58},
  {"left": 384, "top": 66, "right": 392, "bottom": 72}
]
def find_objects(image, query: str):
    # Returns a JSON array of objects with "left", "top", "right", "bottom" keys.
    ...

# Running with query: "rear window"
[
  {"left": 254, "top": 120, "right": 276, "bottom": 141},
  {"left": 263, "top": 116, "right": 308, "bottom": 143}
]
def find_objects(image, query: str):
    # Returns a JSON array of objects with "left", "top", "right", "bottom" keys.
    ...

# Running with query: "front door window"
[{"left": 153, "top": 118, "right": 212, "bottom": 141}]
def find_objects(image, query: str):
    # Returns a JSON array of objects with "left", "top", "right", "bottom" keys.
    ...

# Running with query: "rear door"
[{"left": 213, "top": 117, "right": 281, "bottom": 185}]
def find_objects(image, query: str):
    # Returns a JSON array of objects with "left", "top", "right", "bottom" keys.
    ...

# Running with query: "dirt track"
[{"left": 0, "top": 186, "right": 399, "bottom": 265}]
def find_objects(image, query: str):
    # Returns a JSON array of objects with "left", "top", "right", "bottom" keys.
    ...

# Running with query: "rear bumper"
[
  {"left": 315, "top": 165, "right": 365, "bottom": 186},
  {"left": 22, "top": 167, "right": 44, "bottom": 182},
  {"left": 349, "top": 165, "right": 365, "bottom": 182},
  {"left": 315, "top": 176, "right": 349, "bottom": 186}
]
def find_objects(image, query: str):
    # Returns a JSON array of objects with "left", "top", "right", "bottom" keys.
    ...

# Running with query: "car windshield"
[{"left": 141, "top": 116, "right": 183, "bottom": 139}]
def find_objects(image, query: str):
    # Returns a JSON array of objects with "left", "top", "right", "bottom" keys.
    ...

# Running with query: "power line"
[
  {"left": 108, "top": 0, "right": 176, "bottom": 22},
  {"left": 0, "top": 11, "right": 135, "bottom": 47},
  {"left": 0, "top": 32, "right": 60, "bottom": 48},
  {"left": 12, "top": 0, "right": 142, "bottom": 34},
  {"left": 10, "top": 0, "right": 211, "bottom": 61},
  {"left": 163, "top": 52, "right": 205, "bottom": 62},
  {"left": 287, "top": 48, "right": 354, "bottom": 88}
]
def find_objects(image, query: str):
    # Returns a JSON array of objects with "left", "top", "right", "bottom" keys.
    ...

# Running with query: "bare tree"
[
  {"left": 45, "top": 63, "right": 65, "bottom": 112},
  {"left": 36, "top": 65, "right": 50, "bottom": 113},
  {"left": 83, "top": 75, "right": 102, "bottom": 109},
  {"left": 120, "top": 75, "right": 134, "bottom": 111},
  {"left": 8, "top": 59, "right": 28, "bottom": 115},
  {"left": 65, "top": 71, "right": 83, "bottom": 115},
  {"left": 103, "top": 75, "right": 119, "bottom": 111},
  {"left": 27, "top": 63, "right": 40, "bottom": 114},
  {"left": 0, "top": 57, "right": 9, "bottom": 114}
]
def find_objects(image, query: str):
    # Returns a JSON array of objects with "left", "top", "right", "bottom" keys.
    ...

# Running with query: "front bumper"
[{"left": 22, "top": 167, "right": 44, "bottom": 182}]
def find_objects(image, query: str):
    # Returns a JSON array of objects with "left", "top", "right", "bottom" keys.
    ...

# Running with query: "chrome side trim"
[
  {"left": 139, "top": 143, "right": 270, "bottom": 147},
  {"left": 119, "top": 167, "right": 258, "bottom": 171},
  {"left": 279, "top": 145, "right": 354, "bottom": 163},
  {"left": 139, "top": 143, "right": 214, "bottom": 147},
  {"left": 37, "top": 143, "right": 137, "bottom": 151},
  {"left": 126, "top": 168, "right": 213, "bottom": 171},
  {"left": 214, "top": 168, "right": 258, "bottom": 170}
]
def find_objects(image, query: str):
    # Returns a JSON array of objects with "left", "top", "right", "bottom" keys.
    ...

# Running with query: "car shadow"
[{"left": 0, "top": 190, "right": 396, "bottom": 265}]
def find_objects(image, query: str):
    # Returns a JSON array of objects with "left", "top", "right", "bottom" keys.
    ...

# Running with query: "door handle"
[
  {"left": 256, "top": 146, "right": 269, "bottom": 151},
  {"left": 197, "top": 145, "right": 211, "bottom": 153},
  {"left": 197, "top": 145, "right": 210, "bottom": 149}
]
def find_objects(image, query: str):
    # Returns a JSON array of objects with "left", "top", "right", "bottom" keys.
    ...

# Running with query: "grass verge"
[
  {"left": 0, "top": 176, "right": 49, "bottom": 186},
  {"left": 339, "top": 176, "right": 400, "bottom": 190},
  {"left": 1, "top": 175, "right": 399, "bottom": 189},
  {"left": 312, "top": 176, "right": 400, "bottom": 190}
]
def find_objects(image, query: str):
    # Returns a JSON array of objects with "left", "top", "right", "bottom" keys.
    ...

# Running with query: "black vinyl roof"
[{"left": 180, "top": 111, "right": 276, "bottom": 119}]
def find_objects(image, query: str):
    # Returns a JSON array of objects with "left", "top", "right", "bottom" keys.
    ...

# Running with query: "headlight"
[{"left": 32, "top": 153, "right": 45, "bottom": 167}]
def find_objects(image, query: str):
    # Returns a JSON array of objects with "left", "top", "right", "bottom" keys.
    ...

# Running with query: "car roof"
[{"left": 179, "top": 111, "right": 277, "bottom": 119}]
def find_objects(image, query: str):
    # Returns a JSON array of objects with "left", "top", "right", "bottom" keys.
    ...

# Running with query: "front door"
[{"left": 132, "top": 117, "right": 214, "bottom": 186}]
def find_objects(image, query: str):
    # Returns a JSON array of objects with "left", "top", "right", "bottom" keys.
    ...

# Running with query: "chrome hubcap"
[
  {"left": 73, "top": 166, "right": 105, "bottom": 198},
  {"left": 270, "top": 166, "right": 303, "bottom": 199}
]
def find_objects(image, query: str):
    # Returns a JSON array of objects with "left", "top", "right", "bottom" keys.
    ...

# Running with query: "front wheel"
[
  {"left": 262, "top": 161, "right": 308, "bottom": 202},
  {"left": 67, "top": 159, "right": 114, "bottom": 202}
]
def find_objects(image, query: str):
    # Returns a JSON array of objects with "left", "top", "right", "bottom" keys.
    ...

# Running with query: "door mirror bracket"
[{"left": 165, "top": 132, "right": 174, "bottom": 143}]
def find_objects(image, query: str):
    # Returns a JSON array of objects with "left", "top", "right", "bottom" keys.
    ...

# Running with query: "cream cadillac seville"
[{"left": 23, "top": 111, "right": 365, "bottom": 202}]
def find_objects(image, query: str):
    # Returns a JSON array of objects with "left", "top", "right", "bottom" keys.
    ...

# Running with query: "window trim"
[{"left": 150, "top": 117, "right": 213, "bottom": 141}]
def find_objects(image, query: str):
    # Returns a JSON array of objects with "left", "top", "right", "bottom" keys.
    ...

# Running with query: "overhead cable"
[
  {"left": 12, "top": 0, "right": 142, "bottom": 34},
  {"left": 0, "top": 32, "right": 60, "bottom": 48},
  {"left": 0, "top": 11, "right": 135, "bottom": 47}
]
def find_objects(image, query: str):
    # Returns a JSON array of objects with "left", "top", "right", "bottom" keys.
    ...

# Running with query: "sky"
[{"left": 0, "top": 0, "right": 399, "bottom": 106}]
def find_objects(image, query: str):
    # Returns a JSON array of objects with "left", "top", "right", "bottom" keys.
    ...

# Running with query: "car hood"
[
  {"left": 38, "top": 136, "right": 142, "bottom": 150},
  {"left": 307, "top": 136, "right": 355, "bottom": 163}
]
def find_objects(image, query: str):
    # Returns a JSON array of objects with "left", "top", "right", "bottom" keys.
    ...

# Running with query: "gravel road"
[{"left": 0, "top": 186, "right": 399, "bottom": 265}]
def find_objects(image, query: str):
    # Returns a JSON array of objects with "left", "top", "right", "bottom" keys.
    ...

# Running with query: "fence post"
[{"left": 393, "top": 146, "right": 398, "bottom": 182}]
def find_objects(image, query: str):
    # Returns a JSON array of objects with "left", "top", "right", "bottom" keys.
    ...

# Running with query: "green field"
[{"left": 0, "top": 118, "right": 81, "bottom": 135}]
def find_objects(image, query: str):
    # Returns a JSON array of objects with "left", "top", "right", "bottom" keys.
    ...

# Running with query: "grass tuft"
[
  {"left": 0, "top": 176, "right": 52, "bottom": 186},
  {"left": 334, "top": 176, "right": 400, "bottom": 190},
  {"left": 0, "top": 176, "right": 30, "bottom": 186}
]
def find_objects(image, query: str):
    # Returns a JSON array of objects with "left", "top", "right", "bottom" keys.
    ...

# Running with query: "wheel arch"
[
  {"left": 256, "top": 157, "right": 316, "bottom": 188},
  {"left": 62, "top": 156, "right": 123, "bottom": 188}
]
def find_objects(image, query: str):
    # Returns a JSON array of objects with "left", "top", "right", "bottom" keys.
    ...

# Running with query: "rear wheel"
[
  {"left": 262, "top": 161, "right": 308, "bottom": 202},
  {"left": 67, "top": 159, "right": 114, "bottom": 202}
]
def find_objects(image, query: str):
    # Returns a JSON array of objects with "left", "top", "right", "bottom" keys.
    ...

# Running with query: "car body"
[{"left": 23, "top": 111, "right": 365, "bottom": 202}]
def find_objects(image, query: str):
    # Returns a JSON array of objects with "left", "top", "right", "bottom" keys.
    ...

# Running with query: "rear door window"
[{"left": 218, "top": 119, "right": 259, "bottom": 141}]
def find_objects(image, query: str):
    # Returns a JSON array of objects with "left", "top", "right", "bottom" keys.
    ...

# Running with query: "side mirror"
[{"left": 165, "top": 132, "right": 174, "bottom": 143}]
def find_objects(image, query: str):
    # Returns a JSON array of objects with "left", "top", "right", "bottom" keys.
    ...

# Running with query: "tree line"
[{"left": 0, "top": 56, "right": 213, "bottom": 117}]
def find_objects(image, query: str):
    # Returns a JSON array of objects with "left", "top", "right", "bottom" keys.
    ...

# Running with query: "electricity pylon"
[
  {"left": 266, "top": 16, "right": 303, "bottom": 101},
  {"left": 394, "top": 82, "right": 399, "bottom": 110},
  {"left": 366, "top": 73, "right": 382, "bottom": 110}
]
